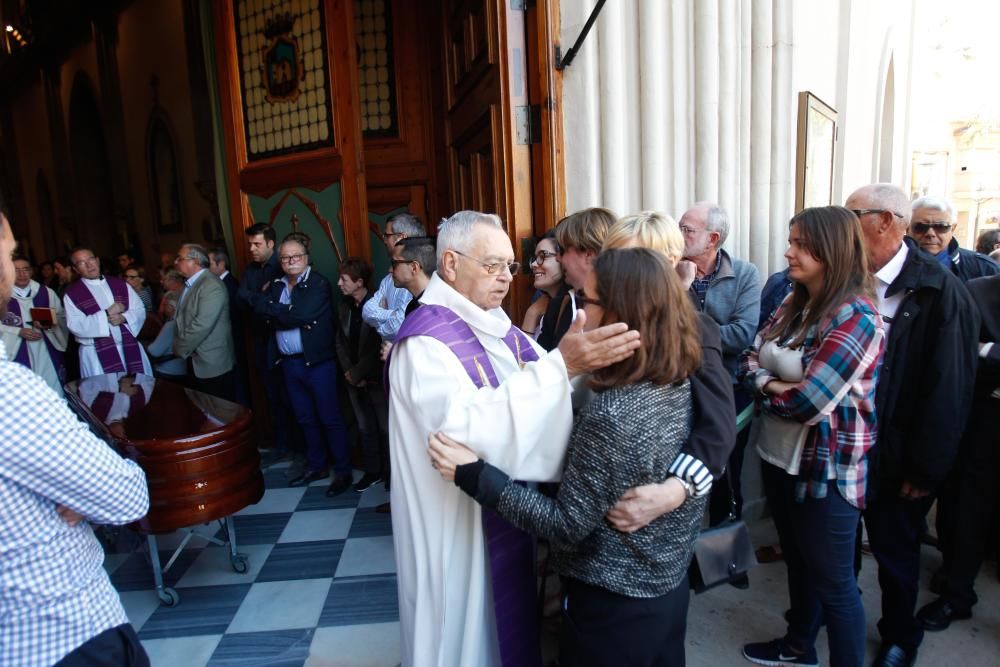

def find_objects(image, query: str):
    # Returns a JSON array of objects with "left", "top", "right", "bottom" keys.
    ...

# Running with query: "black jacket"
[
  {"left": 873, "top": 238, "right": 980, "bottom": 493},
  {"left": 945, "top": 238, "right": 1000, "bottom": 283},
  {"left": 238, "top": 252, "right": 283, "bottom": 342},
  {"left": 258, "top": 267, "right": 338, "bottom": 368},
  {"left": 966, "top": 274, "right": 1000, "bottom": 397},
  {"left": 335, "top": 292, "right": 382, "bottom": 383}
]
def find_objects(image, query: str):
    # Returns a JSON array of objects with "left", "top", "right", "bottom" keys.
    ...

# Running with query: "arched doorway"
[{"left": 68, "top": 72, "right": 116, "bottom": 256}]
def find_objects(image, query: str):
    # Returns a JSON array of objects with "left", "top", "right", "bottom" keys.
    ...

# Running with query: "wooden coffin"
[{"left": 65, "top": 373, "right": 264, "bottom": 534}]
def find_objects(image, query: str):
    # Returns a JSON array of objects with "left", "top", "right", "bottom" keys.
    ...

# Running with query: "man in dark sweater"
[{"left": 845, "top": 184, "right": 980, "bottom": 667}]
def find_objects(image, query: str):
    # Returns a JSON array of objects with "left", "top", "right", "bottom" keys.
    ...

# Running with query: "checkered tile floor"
[{"left": 102, "top": 461, "right": 400, "bottom": 667}]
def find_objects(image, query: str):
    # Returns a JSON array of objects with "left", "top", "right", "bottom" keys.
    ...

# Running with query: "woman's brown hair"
[
  {"left": 764, "top": 205, "right": 875, "bottom": 348},
  {"left": 590, "top": 248, "right": 702, "bottom": 389}
]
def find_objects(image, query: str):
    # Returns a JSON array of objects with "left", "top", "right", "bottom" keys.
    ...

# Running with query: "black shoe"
[
  {"left": 325, "top": 474, "right": 353, "bottom": 497},
  {"left": 729, "top": 573, "right": 750, "bottom": 589},
  {"left": 353, "top": 472, "right": 384, "bottom": 492},
  {"left": 917, "top": 597, "right": 972, "bottom": 631},
  {"left": 742, "top": 638, "right": 818, "bottom": 666},
  {"left": 874, "top": 644, "right": 916, "bottom": 667},
  {"left": 375, "top": 502, "right": 391, "bottom": 514},
  {"left": 929, "top": 569, "right": 945, "bottom": 596},
  {"left": 289, "top": 469, "right": 329, "bottom": 487}
]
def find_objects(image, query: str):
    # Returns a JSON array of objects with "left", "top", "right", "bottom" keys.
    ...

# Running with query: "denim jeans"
[
  {"left": 281, "top": 357, "right": 350, "bottom": 476},
  {"left": 762, "top": 462, "right": 865, "bottom": 667}
]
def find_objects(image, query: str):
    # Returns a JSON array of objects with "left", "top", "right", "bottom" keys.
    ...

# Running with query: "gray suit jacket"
[{"left": 173, "top": 270, "right": 235, "bottom": 379}]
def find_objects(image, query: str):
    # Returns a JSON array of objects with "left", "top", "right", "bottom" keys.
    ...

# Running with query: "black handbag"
[{"left": 688, "top": 468, "right": 757, "bottom": 593}]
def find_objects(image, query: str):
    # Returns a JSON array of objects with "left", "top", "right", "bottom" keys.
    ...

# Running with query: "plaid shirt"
[
  {"left": 0, "top": 340, "right": 149, "bottom": 666},
  {"left": 739, "top": 295, "right": 884, "bottom": 508},
  {"left": 689, "top": 251, "right": 723, "bottom": 308}
]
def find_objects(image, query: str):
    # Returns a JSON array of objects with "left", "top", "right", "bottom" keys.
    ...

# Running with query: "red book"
[{"left": 30, "top": 307, "right": 55, "bottom": 326}]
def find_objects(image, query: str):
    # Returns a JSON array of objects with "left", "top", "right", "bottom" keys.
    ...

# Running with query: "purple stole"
[
  {"left": 4, "top": 284, "right": 65, "bottom": 379},
  {"left": 392, "top": 304, "right": 543, "bottom": 667},
  {"left": 65, "top": 277, "right": 145, "bottom": 374}
]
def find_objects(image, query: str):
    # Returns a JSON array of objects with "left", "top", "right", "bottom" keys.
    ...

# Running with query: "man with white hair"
[
  {"left": 908, "top": 196, "right": 998, "bottom": 282},
  {"left": 678, "top": 202, "right": 760, "bottom": 546},
  {"left": 387, "top": 210, "right": 640, "bottom": 667},
  {"left": 64, "top": 246, "right": 151, "bottom": 378},
  {"left": 844, "top": 184, "right": 979, "bottom": 667}
]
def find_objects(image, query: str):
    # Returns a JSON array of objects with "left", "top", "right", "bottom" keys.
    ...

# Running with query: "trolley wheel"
[
  {"left": 158, "top": 587, "right": 179, "bottom": 607},
  {"left": 231, "top": 555, "right": 249, "bottom": 573}
]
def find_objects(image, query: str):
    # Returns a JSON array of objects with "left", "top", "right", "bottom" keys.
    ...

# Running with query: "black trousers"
[
  {"left": 709, "top": 384, "right": 753, "bottom": 524},
  {"left": 864, "top": 488, "right": 935, "bottom": 654},
  {"left": 559, "top": 577, "right": 689, "bottom": 667},
  {"left": 934, "top": 395, "right": 1000, "bottom": 610},
  {"left": 55, "top": 624, "right": 149, "bottom": 667},
  {"left": 189, "top": 368, "right": 236, "bottom": 402}
]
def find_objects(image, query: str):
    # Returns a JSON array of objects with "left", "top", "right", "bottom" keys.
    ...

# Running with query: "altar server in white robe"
[
  {"left": 388, "top": 211, "right": 641, "bottom": 667},
  {"left": 64, "top": 247, "right": 151, "bottom": 378},
  {"left": 0, "top": 258, "right": 68, "bottom": 394}
]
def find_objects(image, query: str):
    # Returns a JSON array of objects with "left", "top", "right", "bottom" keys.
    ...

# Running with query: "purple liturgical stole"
[
  {"left": 65, "top": 277, "right": 145, "bottom": 374},
  {"left": 392, "top": 304, "right": 543, "bottom": 667},
  {"left": 4, "top": 284, "right": 65, "bottom": 379}
]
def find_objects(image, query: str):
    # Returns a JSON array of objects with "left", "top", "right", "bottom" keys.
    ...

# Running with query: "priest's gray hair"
[
  {"left": 436, "top": 211, "right": 504, "bottom": 266},
  {"left": 911, "top": 195, "right": 954, "bottom": 220}
]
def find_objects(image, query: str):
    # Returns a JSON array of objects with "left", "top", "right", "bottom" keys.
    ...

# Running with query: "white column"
[
  {"left": 719, "top": 2, "right": 739, "bottom": 249},
  {"left": 693, "top": 0, "right": 720, "bottom": 203},
  {"left": 598, "top": 0, "right": 627, "bottom": 214},
  {"left": 769, "top": 0, "right": 794, "bottom": 273},
  {"left": 561, "top": 0, "right": 603, "bottom": 212},
  {"left": 749, "top": 0, "right": 773, "bottom": 272},
  {"left": 738, "top": 0, "right": 753, "bottom": 259},
  {"left": 670, "top": 0, "right": 693, "bottom": 213},
  {"left": 639, "top": 0, "right": 669, "bottom": 212}
]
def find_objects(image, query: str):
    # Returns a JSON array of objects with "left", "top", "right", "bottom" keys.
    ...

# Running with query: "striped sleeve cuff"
[{"left": 668, "top": 453, "right": 713, "bottom": 497}]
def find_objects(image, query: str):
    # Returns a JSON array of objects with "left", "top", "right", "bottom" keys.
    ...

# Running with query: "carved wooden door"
[{"left": 443, "top": 0, "right": 533, "bottom": 315}]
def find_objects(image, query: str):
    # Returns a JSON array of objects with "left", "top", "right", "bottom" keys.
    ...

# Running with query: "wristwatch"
[{"left": 671, "top": 475, "right": 695, "bottom": 499}]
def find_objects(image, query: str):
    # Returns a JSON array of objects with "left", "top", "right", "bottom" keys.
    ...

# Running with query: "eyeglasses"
[
  {"left": 279, "top": 253, "right": 307, "bottom": 264},
  {"left": 910, "top": 222, "right": 953, "bottom": 234},
  {"left": 575, "top": 289, "right": 602, "bottom": 308},
  {"left": 390, "top": 258, "right": 416, "bottom": 268},
  {"left": 124, "top": 273, "right": 141, "bottom": 279},
  {"left": 452, "top": 250, "right": 520, "bottom": 275},
  {"left": 529, "top": 250, "right": 558, "bottom": 265},
  {"left": 850, "top": 209, "right": 904, "bottom": 220},
  {"left": 14, "top": 267, "right": 32, "bottom": 274},
  {"left": 175, "top": 254, "right": 193, "bottom": 263},
  {"left": 73, "top": 256, "right": 98, "bottom": 267},
  {"left": 678, "top": 225, "right": 700, "bottom": 236}
]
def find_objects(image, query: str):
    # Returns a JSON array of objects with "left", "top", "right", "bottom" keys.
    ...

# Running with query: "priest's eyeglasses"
[{"left": 453, "top": 250, "right": 520, "bottom": 276}]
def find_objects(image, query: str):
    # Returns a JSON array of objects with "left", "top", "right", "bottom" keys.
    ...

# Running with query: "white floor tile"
[
  {"left": 235, "top": 487, "right": 307, "bottom": 516},
  {"left": 152, "top": 522, "right": 225, "bottom": 551},
  {"left": 278, "top": 509, "right": 356, "bottom": 543},
  {"left": 141, "top": 634, "right": 222, "bottom": 667},
  {"left": 334, "top": 536, "right": 396, "bottom": 578},
  {"left": 306, "top": 622, "right": 400, "bottom": 667},
  {"left": 175, "top": 544, "right": 273, "bottom": 588},
  {"left": 226, "top": 578, "right": 333, "bottom": 633},
  {"left": 119, "top": 589, "right": 163, "bottom": 631}
]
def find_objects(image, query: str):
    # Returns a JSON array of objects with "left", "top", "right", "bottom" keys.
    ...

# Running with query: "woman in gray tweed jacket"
[{"left": 430, "top": 248, "right": 707, "bottom": 666}]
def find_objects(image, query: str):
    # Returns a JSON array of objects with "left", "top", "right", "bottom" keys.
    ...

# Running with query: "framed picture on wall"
[{"left": 795, "top": 91, "right": 838, "bottom": 213}]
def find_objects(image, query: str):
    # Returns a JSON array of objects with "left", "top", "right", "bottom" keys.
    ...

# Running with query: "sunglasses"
[{"left": 911, "top": 222, "right": 953, "bottom": 234}]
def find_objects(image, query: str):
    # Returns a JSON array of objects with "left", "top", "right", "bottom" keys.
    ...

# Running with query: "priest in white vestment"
[
  {"left": 388, "top": 211, "right": 640, "bottom": 667},
  {"left": 64, "top": 248, "right": 151, "bottom": 378},
  {"left": 0, "top": 258, "right": 68, "bottom": 394}
]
